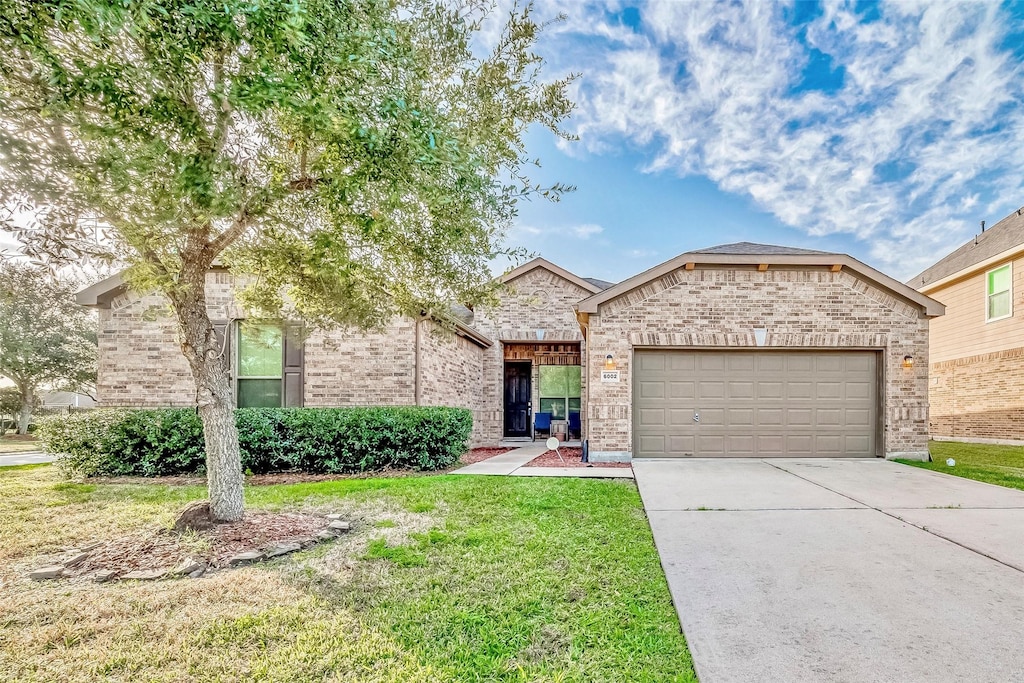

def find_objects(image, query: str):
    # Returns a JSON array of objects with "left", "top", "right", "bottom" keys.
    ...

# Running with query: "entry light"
[
  {"left": 604, "top": 354, "right": 616, "bottom": 370},
  {"left": 902, "top": 355, "right": 914, "bottom": 369}
]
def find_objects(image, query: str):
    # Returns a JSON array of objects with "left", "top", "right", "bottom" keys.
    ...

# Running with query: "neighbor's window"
[
  {"left": 539, "top": 365, "right": 581, "bottom": 420},
  {"left": 237, "top": 323, "right": 283, "bottom": 408},
  {"left": 987, "top": 264, "right": 1012, "bottom": 322}
]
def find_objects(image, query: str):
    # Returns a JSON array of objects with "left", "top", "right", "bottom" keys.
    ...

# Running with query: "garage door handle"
[{"left": 693, "top": 412, "right": 700, "bottom": 423}]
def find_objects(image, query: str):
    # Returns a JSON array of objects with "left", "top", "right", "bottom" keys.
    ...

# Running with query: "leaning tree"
[{"left": 0, "top": 0, "right": 574, "bottom": 520}]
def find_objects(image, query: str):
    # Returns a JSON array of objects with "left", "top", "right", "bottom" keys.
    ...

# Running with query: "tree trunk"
[
  {"left": 17, "top": 386, "right": 33, "bottom": 435},
  {"left": 169, "top": 261, "right": 245, "bottom": 522}
]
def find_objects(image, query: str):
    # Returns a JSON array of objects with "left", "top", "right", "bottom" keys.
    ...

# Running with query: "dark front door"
[{"left": 504, "top": 362, "right": 532, "bottom": 438}]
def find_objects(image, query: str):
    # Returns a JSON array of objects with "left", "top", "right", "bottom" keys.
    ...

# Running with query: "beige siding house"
[
  {"left": 912, "top": 208, "right": 1024, "bottom": 443},
  {"left": 81, "top": 243, "right": 942, "bottom": 459}
]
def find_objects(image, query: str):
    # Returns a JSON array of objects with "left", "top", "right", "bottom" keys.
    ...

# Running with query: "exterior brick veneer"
[
  {"left": 929, "top": 347, "right": 1024, "bottom": 442},
  {"left": 584, "top": 267, "right": 931, "bottom": 460}
]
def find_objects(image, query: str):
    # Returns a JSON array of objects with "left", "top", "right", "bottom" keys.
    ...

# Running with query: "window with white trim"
[{"left": 986, "top": 264, "right": 1012, "bottom": 322}]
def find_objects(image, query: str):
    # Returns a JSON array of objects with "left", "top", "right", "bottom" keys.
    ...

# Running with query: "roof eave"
[
  {"left": 499, "top": 257, "right": 603, "bottom": 294},
  {"left": 577, "top": 252, "right": 945, "bottom": 317},
  {"left": 453, "top": 321, "right": 494, "bottom": 349}
]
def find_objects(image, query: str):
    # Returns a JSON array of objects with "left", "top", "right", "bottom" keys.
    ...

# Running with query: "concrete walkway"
[
  {"left": 0, "top": 451, "right": 55, "bottom": 466},
  {"left": 633, "top": 458, "right": 1024, "bottom": 683},
  {"left": 452, "top": 445, "right": 633, "bottom": 479}
]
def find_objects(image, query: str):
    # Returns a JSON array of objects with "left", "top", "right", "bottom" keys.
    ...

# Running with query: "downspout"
[{"left": 414, "top": 316, "right": 423, "bottom": 406}]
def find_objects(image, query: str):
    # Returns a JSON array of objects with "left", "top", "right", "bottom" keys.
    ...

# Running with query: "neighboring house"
[
  {"left": 40, "top": 391, "right": 97, "bottom": 411},
  {"left": 912, "top": 208, "right": 1024, "bottom": 443},
  {"left": 80, "top": 243, "right": 942, "bottom": 459}
]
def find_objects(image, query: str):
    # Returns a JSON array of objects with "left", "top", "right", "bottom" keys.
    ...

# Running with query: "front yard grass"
[
  {"left": 900, "top": 441, "right": 1024, "bottom": 491},
  {"left": 0, "top": 436, "right": 41, "bottom": 453},
  {"left": 0, "top": 465, "right": 694, "bottom": 682}
]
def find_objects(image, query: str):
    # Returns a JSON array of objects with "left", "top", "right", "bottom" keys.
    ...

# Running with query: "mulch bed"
[
  {"left": 87, "top": 469, "right": 445, "bottom": 487},
  {"left": 525, "top": 447, "right": 632, "bottom": 469},
  {"left": 458, "top": 447, "right": 514, "bottom": 465},
  {"left": 62, "top": 512, "right": 331, "bottom": 577}
]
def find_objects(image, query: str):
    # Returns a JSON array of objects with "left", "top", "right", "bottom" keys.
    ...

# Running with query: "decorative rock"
[
  {"left": 29, "top": 565, "right": 64, "bottom": 581},
  {"left": 93, "top": 570, "right": 118, "bottom": 583},
  {"left": 173, "top": 501, "right": 215, "bottom": 532},
  {"left": 170, "top": 557, "right": 204, "bottom": 576},
  {"left": 264, "top": 542, "right": 302, "bottom": 558},
  {"left": 63, "top": 551, "right": 91, "bottom": 568},
  {"left": 119, "top": 568, "right": 167, "bottom": 581},
  {"left": 298, "top": 537, "right": 318, "bottom": 548},
  {"left": 327, "top": 520, "right": 351, "bottom": 533},
  {"left": 316, "top": 530, "right": 337, "bottom": 541},
  {"left": 188, "top": 566, "right": 206, "bottom": 579},
  {"left": 227, "top": 551, "right": 264, "bottom": 567},
  {"left": 325, "top": 513, "right": 345, "bottom": 521}
]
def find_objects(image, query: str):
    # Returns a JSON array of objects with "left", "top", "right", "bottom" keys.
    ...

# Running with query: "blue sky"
[
  {"left": 494, "top": 0, "right": 1024, "bottom": 283},
  {"left": 3, "top": 1, "right": 1023, "bottom": 287}
]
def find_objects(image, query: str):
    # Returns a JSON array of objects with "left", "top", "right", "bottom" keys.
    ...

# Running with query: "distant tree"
[
  {"left": 0, "top": 387, "right": 22, "bottom": 434},
  {"left": 0, "top": 262, "right": 97, "bottom": 434},
  {"left": 0, "top": 1, "right": 574, "bottom": 520}
]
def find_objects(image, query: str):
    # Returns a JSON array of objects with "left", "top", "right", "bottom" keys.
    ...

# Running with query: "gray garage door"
[{"left": 633, "top": 350, "right": 878, "bottom": 458}]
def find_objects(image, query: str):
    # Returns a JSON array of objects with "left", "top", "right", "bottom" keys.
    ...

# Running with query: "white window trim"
[{"left": 985, "top": 263, "right": 1013, "bottom": 323}]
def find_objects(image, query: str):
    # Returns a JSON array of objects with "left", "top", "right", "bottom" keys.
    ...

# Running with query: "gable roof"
[
  {"left": 911, "top": 207, "right": 1024, "bottom": 290},
  {"left": 499, "top": 257, "right": 604, "bottom": 294},
  {"left": 692, "top": 242, "right": 835, "bottom": 256},
  {"left": 576, "top": 243, "right": 944, "bottom": 317}
]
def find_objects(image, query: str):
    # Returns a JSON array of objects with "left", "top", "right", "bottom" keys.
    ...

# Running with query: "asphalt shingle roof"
[
  {"left": 911, "top": 208, "right": 1024, "bottom": 288},
  {"left": 582, "top": 277, "right": 615, "bottom": 290},
  {"left": 692, "top": 242, "right": 837, "bottom": 256}
]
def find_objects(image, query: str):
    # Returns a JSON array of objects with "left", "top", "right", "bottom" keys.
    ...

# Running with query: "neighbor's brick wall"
[
  {"left": 96, "top": 271, "right": 238, "bottom": 407},
  {"left": 930, "top": 347, "right": 1024, "bottom": 440},
  {"left": 586, "top": 267, "right": 931, "bottom": 458},
  {"left": 417, "top": 320, "right": 488, "bottom": 446},
  {"left": 472, "top": 266, "right": 593, "bottom": 443}
]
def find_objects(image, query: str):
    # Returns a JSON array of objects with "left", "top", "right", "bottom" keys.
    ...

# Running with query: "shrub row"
[{"left": 39, "top": 406, "right": 473, "bottom": 477}]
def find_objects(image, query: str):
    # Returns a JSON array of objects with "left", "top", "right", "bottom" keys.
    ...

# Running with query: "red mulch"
[
  {"left": 525, "top": 447, "right": 632, "bottom": 468},
  {"left": 458, "top": 447, "right": 514, "bottom": 465},
  {"left": 63, "top": 512, "right": 331, "bottom": 577}
]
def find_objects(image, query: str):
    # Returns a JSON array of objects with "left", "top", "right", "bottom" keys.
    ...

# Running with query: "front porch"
[{"left": 502, "top": 342, "right": 583, "bottom": 442}]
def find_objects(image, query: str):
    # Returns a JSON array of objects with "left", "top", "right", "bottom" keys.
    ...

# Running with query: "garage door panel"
[
  {"left": 669, "top": 381, "right": 696, "bottom": 399},
  {"left": 633, "top": 350, "right": 877, "bottom": 458},
  {"left": 638, "top": 408, "right": 666, "bottom": 426}
]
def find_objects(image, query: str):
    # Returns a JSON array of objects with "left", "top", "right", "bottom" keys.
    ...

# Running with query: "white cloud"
[
  {"left": 572, "top": 223, "right": 604, "bottom": 239},
  {"left": 558, "top": 0, "right": 1024, "bottom": 278}
]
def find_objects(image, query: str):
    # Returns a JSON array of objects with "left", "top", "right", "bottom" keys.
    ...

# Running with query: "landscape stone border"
[{"left": 28, "top": 514, "right": 352, "bottom": 582}]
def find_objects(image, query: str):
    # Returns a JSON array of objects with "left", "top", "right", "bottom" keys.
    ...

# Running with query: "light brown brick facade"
[
  {"left": 929, "top": 347, "right": 1024, "bottom": 441},
  {"left": 584, "top": 266, "right": 931, "bottom": 460},
  {"left": 89, "top": 252, "right": 936, "bottom": 458}
]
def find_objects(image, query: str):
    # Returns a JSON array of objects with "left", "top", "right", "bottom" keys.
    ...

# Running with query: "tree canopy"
[
  {"left": 0, "top": 0, "right": 574, "bottom": 519},
  {"left": 0, "top": 261, "right": 97, "bottom": 434}
]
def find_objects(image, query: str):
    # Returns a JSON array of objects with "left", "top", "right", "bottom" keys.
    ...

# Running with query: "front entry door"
[{"left": 504, "top": 362, "right": 532, "bottom": 438}]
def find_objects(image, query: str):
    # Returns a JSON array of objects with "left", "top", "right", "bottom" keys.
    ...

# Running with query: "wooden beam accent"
[
  {"left": 684, "top": 262, "right": 695, "bottom": 270},
  {"left": 831, "top": 264, "right": 843, "bottom": 272},
  {"left": 757, "top": 263, "right": 769, "bottom": 272}
]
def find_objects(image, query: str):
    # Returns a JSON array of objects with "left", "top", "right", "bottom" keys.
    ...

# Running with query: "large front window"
[
  {"left": 987, "top": 264, "right": 1012, "bottom": 322},
  {"left": 539, "top": 365, "right": 581, "bottom": 420},
  {"left": 237, "top": 323, "right": 283, "bottom": 407}
]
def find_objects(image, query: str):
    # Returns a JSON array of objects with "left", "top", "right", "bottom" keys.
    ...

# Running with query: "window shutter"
[{"left": 282, "top": 323, "right": 304, "bottom": 407}]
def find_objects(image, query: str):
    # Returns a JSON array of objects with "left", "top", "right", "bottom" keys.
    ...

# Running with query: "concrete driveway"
[{"left": 633, "top": 458, "right": 1024, "bottom": 683}]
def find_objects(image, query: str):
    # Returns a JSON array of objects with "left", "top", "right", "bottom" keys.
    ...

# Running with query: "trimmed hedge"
[{"left": 39, "top": 407, "right": 473, "bottom": 477}]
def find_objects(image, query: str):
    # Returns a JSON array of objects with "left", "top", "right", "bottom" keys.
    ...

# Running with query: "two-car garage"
[{"left": 632, "top": 350, "right": 879, "bottom": 458}]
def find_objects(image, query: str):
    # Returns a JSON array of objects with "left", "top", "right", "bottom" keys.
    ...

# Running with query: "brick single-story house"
[
  {"left": 912, "top": 207, "right": 1024, "bottom": 443},
  {"left": 80, "top": 242, "right": 943, "bottom": 460}
]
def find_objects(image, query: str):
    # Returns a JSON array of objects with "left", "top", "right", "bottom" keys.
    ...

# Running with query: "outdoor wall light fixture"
[
  {"left": 604, "top": 354, "right": 616, "bottom": 370},
  {"left": 902, "top": 355, "right": 914, "bottom": 369}
]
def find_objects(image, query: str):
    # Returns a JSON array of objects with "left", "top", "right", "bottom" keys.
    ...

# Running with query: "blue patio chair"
[
  {"left": 533, "top": 412, "right": 552, "bottom": 441},
  {"left": 567, "top": 411, "right": 581, "bottom": 440}
]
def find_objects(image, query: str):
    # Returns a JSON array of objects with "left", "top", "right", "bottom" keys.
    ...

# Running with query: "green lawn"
[
  {"left": 0, "top": 465, "right": 694, "bottom": 682},
  {"left": 900, "top": 440, "right": 1024, "bottom": 491}
]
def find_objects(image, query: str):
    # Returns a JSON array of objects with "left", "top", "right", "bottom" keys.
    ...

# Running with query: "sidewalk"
[
  {"left": 452, "top": 445, "right": 633, "bottom": 479},
  {"left": 0, "top": 451, "right": 56, "bottom": 466}
]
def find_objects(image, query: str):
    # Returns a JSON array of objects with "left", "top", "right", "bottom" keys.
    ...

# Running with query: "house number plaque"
[{"left": 600, "top": 370, "right": 620, "bottom": 383}]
